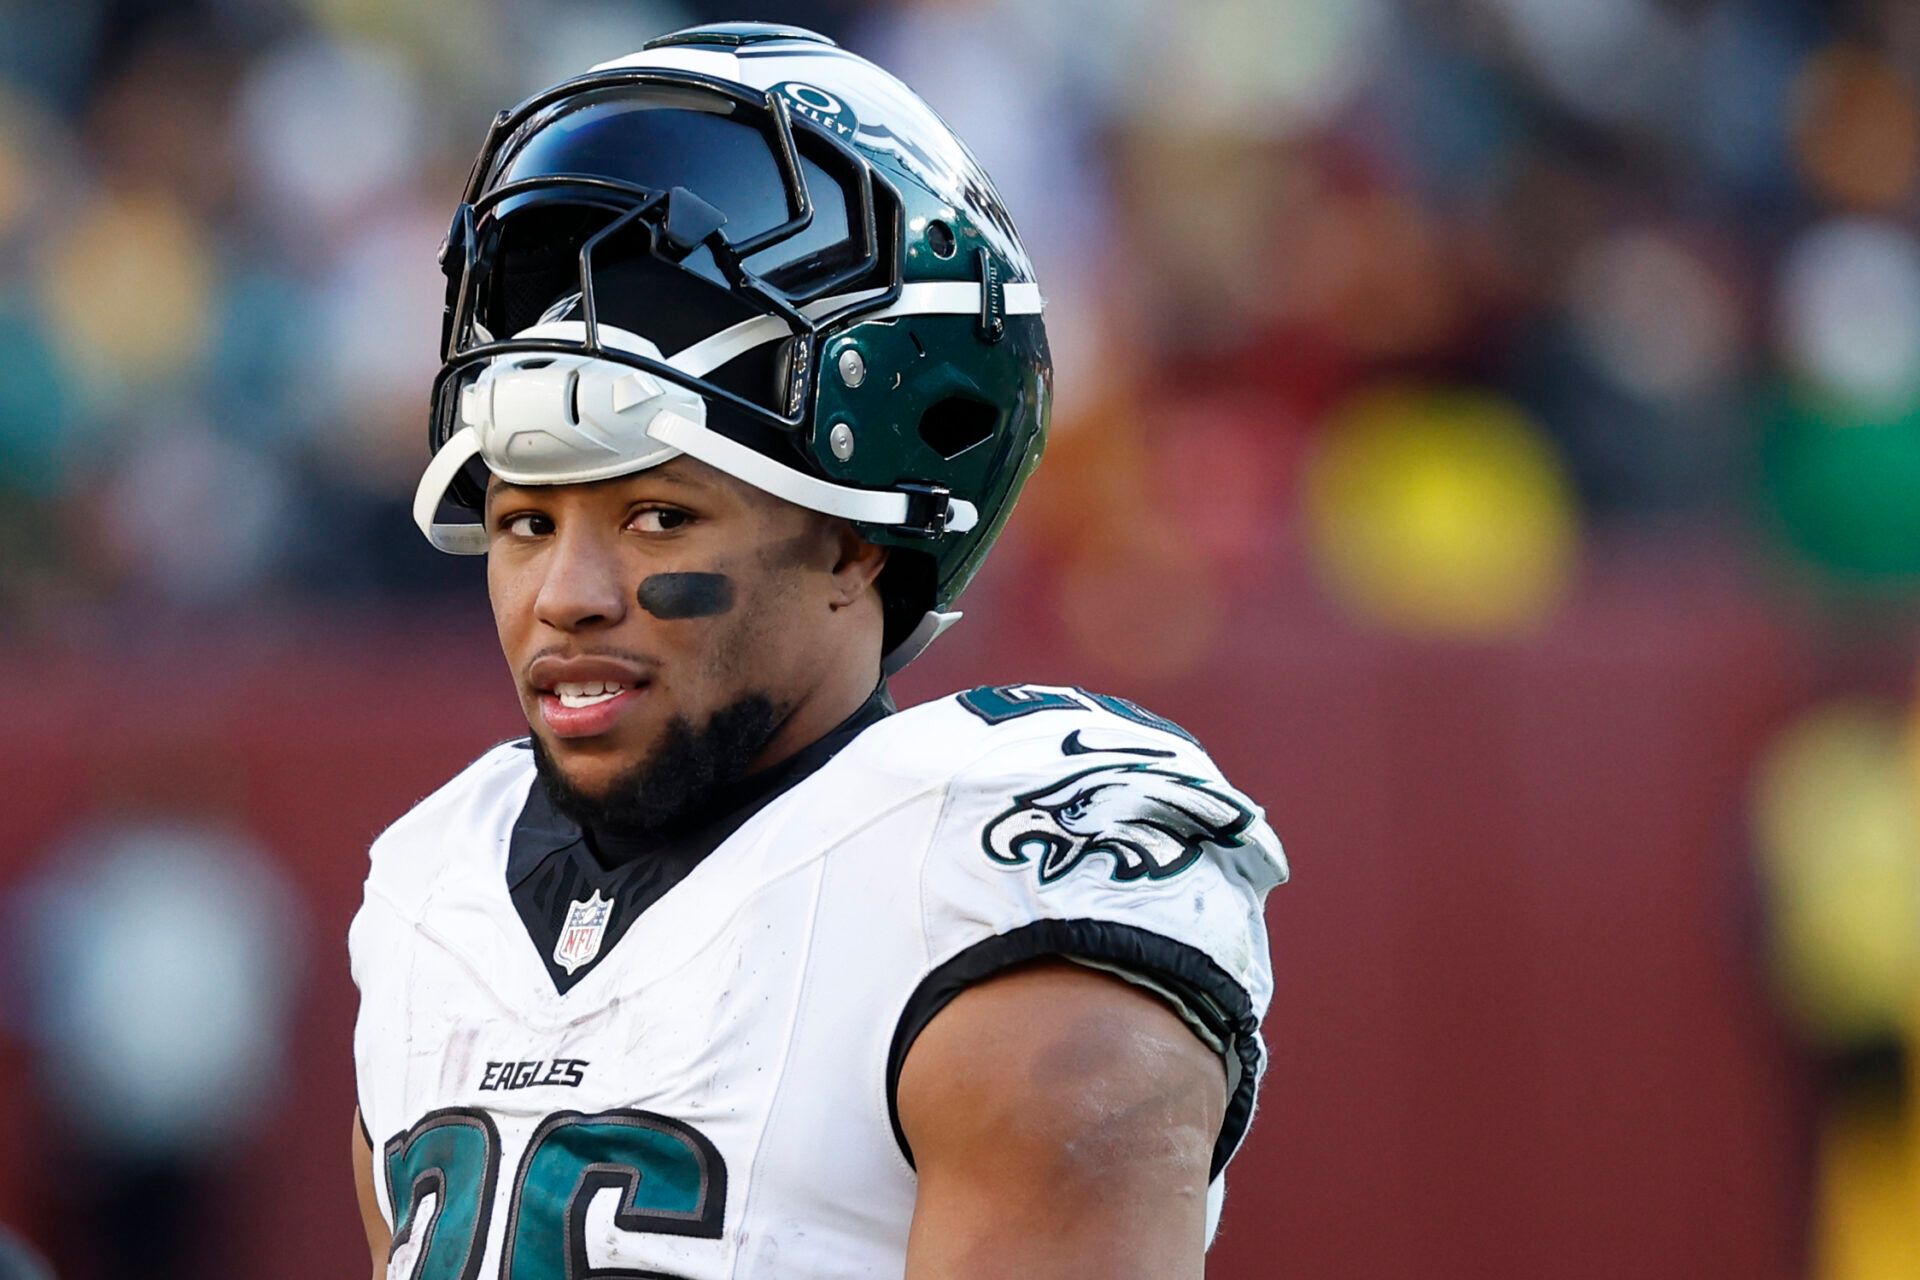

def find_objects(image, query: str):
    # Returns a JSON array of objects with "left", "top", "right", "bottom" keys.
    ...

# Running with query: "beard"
[{"left": 531, "top": 692, "right": 783, "bottom": 842}]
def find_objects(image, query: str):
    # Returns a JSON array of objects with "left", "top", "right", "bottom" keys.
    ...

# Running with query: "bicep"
[
  {"left": 897, "top": 960, "right": 1227, "bottom": 1280},
  {"left": 352, "top": 1109, "right": 390, "bottom": 1280}
]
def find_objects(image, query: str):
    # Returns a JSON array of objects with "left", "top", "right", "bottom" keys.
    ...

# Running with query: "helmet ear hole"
[{"left": 918, "top": 395, "right": 998, "bottom": 459}]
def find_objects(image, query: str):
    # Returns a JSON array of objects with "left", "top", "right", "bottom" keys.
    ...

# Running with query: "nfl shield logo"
[{"left": 553, "top": 890, "right": 614, "bottom": 976}]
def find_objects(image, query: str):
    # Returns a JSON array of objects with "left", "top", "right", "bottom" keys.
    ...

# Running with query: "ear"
[{"left": 827, "top": 521, "right": 889, "bottom": 609}]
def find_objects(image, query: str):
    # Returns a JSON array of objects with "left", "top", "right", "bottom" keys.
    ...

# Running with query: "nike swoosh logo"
[{"left": 1061, "top": 730, "right": 1177, "bottom": 759}]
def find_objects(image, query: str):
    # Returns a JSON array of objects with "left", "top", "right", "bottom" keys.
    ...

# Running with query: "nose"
[{"left": 533, "top": 524, "right": 630, "bottom": 633}]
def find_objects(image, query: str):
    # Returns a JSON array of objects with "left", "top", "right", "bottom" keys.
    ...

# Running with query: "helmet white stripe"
[
  {"left": 669, "top": 281, "right": 1041, "bottom": 378},
  {"left": 590, "top": 45, "right": 745, "bottom": 80},
  {"left": 863, "top": 280, "right": 1043, "bottom": 319}
]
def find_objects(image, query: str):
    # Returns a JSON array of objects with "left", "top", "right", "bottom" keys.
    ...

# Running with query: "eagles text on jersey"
[{"left": 350, "top": 684, "right": 1286, "bottom": 1278}]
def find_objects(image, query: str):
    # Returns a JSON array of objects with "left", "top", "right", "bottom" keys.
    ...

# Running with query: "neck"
[
  {"left": 741, "top": 610, "right": 883, "bottom": 771},
  {"left": 751, "top": 654, "right": 882, "bottom": 774}
]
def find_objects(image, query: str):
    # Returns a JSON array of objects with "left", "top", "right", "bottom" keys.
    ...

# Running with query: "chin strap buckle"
[{"left": 895, "top": 481, "right": 954, "bottom": 538}]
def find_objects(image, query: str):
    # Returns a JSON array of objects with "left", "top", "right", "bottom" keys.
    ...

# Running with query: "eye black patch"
[{"left": 637, "top": 572, "right": 736, "bottom": 619}]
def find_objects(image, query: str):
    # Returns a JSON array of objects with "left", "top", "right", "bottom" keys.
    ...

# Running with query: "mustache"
[{"left": 522, "top": 644, "right": 661, "bottom": 678}]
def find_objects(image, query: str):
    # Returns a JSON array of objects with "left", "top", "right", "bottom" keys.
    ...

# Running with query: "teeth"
[{"left": 553, "top": 680, "right": 628, "bottom": 708}]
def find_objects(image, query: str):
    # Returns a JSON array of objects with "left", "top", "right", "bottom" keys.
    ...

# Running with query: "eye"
[
  {"left": 499, "top": 512, "right": 554, "bottom": 538},
  {"left": 628, "top": 506, "right": 693, "bottom": 534}
]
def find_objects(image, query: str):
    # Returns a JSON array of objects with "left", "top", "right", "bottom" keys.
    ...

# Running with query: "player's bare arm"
[
  {"left": 899, "top": 962, "right": 1227, "bottom": 1280},
  {"left": 352, "top": 1109, "right": 389, "bottom": 1280}
]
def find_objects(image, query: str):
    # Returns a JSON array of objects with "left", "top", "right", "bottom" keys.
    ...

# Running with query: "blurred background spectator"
[
  {"left": 0, "top": 1229, "right": 52, "bottom": 1280},
  {"left": 4, "top": 0, "right": 1920, "bottom": 1276},
  {"left": 8, "top": 821, "right": 301, "bottom": 1278}
]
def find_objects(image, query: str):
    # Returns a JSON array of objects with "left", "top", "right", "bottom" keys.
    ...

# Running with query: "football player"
[{"left": 349, "top": 23, "right": 1287, "bottom": 1279}]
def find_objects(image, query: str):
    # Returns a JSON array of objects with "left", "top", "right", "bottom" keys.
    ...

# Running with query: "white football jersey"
[{"left": 350, "top": 684, "right": 1287, "bottom": 1279}]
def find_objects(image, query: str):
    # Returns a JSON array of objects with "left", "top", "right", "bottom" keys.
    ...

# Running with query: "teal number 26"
[{"left": 385, "top": 1108, "right": 726, "bottom": 1279}]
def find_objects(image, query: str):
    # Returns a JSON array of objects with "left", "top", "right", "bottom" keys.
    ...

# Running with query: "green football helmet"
[{"left": 414, "top": 22, "right": 1051, "bottom": 670}]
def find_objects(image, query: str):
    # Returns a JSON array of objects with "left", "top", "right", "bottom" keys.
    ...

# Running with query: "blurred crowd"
[{"left": 7, "top": 0, "right": 1920, "bottom": 639}]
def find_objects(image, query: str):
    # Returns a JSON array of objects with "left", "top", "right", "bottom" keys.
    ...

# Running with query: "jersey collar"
[{"left": 506, "top": 682, "right": 896, "bottom": 888}]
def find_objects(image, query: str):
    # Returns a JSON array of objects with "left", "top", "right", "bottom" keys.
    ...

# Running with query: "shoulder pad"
[
  {"left": 895, "top": 687, "right": 1287, "bottom": 1178},
  {"left": 364, "top": 739, "right": 535, "bottom": 911},
  {"left": 880, "top": 686, "right": 1286, "bottom": 890}
]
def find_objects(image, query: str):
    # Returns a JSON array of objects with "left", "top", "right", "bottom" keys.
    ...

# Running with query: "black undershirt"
[{"left": 507, "top": 685, "right": 896, "bottom": 994}]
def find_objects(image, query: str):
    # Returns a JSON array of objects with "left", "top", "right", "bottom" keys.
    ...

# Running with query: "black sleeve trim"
[
  {"left": 885, "top": 918, "right": 1261, "bottom": 1181},
  {"left": 357, "top": 1108, "right": 372, "bottom": 1150}
]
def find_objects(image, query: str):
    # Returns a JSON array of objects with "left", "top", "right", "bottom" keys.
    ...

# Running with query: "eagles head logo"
[{"left": 982, "top": 764, "right": 1255, "bottom": 885}]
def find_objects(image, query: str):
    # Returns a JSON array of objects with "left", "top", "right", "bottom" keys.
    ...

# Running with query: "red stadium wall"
[{"left": 0, "top": 560, "right": 1815, "bottom": 1278}]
